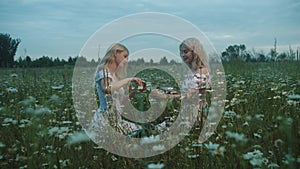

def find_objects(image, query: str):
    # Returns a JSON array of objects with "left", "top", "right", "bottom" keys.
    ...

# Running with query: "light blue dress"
[
  {"left": 91, "top": 68, "right": 112, "bottom": 129},
  {"left": 95, "top": 69, "right": 112, "bottom": 112}
]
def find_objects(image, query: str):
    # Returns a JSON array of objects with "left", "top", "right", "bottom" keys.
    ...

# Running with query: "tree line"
[
  {"left": 1, "top": 33, "right": 299, "bottom": 68},
  {"left": 13, "top": 55, "right": 179, "bottom": 68},
  {"left": 221, "top": 44, "right": 300, "bottom": 62},
  {"left": 15, "top": 55, "right": 77, "bottom": 67}
]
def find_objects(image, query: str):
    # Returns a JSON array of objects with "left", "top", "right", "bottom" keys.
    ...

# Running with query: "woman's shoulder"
[
  {"left": 97, "top": 68, "right": 105, "bottom": 74},
  {"left": 95, "top": 68, "right": 112, "bottom": 81},
  {"left": 199, "top": 67, "right": 208, "bottom": 74}
]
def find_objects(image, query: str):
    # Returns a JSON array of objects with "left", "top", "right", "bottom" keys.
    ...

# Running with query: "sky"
[{"left": 1, "top": 0, "right": 300, "bottom": 61}]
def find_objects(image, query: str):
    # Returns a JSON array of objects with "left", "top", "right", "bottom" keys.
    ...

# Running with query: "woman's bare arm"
[{"left": 99, "top": 77, "right": 143, "bottom": 94}]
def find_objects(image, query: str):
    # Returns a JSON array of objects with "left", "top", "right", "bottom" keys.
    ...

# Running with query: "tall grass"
[{"left": 0, "top": 62, "right": 299, "bottom": 168}]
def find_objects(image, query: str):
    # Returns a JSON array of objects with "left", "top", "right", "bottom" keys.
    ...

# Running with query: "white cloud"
[{"left": 207, "top": 33, "right": 235, "bottom": 40}]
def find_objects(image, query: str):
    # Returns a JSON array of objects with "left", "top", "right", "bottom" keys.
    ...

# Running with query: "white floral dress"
[{"left": 182, "top": 69, "right": 211, "bottom": 126}]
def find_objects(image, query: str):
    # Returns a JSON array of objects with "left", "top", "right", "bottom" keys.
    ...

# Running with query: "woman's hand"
[{"left": 130, "top": 77, "right": 143, "bottom": 85}]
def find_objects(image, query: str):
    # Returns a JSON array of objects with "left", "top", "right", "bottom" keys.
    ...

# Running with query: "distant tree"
[
  {"left": 269, "top": 48, "right": 277, "bottom": 61},
  {"left": 222, "top": 44, "right": 245, "bottom": 62},
  {"left": 14, "top": 55, "right": 78, "bottom": 67},
  {"left": 76, "top": 56, "right": 88, "bottom": 67},
  {"left": 32, "top": 56, "right": 53, "bottom": 67},
  {"left": 61, "top": 58, "right": 67, "bottom": 65},
  {"left": 16, "top": 56, "right": 32, "bottom": 67},
  {"left": 251, "top": 49, "right": 266, "bottom": 62},
  {"left": 159, "top": 56, "right": 168, "bottom": 65},
  {"left": 257, "top": 53, "right": 267, "bottom": 62},
  {"left": 0, "top": 33, "right": 21, "bottom": 67},
  {"left": 67, "top": 56, "right": 77, "bottom": 65},
  {"left": 16, "top": 56, "right": 23, "bottom": 67},
  {"left": 221, "top": 51, "right": 230, "bottom": 62},
  {"left": 128, "top": 60, "right": 136, "bottom": 65},
  {"left": 136, "top": 58, "right": 145, "bottom": 65},
  {"left": 149, "top": 59, "right": 154, "bottom": 65},
  {"left": 222, "top": 44, "right": 253, "bottom": 62},
  {"left": 53, "top": 57, "right": 62, "bottom": 66},
  {"left": 169, "top": 59, "right": 177, "bottom": 65},
  {"left": 277, "top": 52, "right": 288, "bottom": 61},
  {"left": 90, "top": 58, "right": 98, "bottom": 67},
  {"left": 242, "top": 51, "right": 252, "bottom": 62},
  {"left": 25, "top": 56, "right": 32, "bottom": 67},
  {"left": 223, "top": 45, "right": 239, "bottom": 61}
]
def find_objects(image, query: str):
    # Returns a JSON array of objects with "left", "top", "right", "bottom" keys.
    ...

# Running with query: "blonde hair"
[
  {"left": 179, "top": 38, "right": 208, "bottom": 71},
  {"left": 101, "top": 43, "right": 128, "bottom": 65},
  {"left": 99, "top": 43, "right": 129, "bottom": 79}
]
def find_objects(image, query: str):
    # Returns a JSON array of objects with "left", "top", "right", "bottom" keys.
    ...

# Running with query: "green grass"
[{"left": 0, "top": 62, "right": 299, "bottom": 168}]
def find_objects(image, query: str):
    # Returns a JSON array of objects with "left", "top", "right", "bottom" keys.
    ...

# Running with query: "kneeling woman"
[{"left": 92, "top": 43, "right": 143, "bottom": 135}]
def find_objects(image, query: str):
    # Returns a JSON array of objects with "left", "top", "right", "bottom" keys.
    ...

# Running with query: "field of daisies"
[{"left": 0, "top": 62, "right": 299, "bottom": 169}]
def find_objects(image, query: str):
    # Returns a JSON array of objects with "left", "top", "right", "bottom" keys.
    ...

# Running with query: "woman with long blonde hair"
[
  {"left": 179, "top": 37, "right": 211, "bottom": 127},
  {"left": 92, "top": 43, "right": 143, "bottom": 135}
]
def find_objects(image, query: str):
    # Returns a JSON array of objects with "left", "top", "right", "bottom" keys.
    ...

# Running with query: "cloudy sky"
[{"left": 1, "top": 0, "right": 299, "bottom": 61}]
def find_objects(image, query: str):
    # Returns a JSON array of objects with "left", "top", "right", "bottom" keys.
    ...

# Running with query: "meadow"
[{"left": 0, "top": 62, "right": 299, "bottom": 169}]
